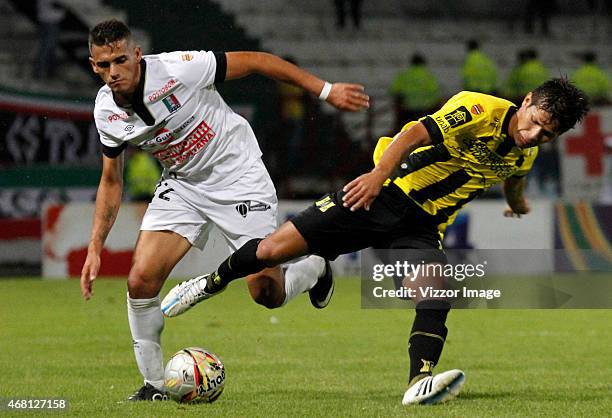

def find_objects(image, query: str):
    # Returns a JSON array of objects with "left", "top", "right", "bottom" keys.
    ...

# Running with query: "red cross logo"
[{"left": 565, "top": 114, "right": 608, "bottom": 176}]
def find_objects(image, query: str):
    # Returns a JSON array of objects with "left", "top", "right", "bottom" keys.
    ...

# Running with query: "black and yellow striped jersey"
[{"left": 374, "top": 91, "right": 538, "bottom": 234}]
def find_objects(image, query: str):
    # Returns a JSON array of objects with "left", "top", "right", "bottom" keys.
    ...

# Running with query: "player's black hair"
[
  {"left": 89, "top": 19, "right": 132, "bottom": 52},
  {"left": 531, "top": 77, "right": 590, "bottom": 134}
]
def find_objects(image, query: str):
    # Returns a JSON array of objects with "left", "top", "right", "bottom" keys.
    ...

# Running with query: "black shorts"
[{"left": 291, "top": 183, "right": 447, "bottom": 264}]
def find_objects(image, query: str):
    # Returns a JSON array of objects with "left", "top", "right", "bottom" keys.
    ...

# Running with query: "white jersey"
[{"left": 93, "top": 50, "right": 262, "bottom": 189}]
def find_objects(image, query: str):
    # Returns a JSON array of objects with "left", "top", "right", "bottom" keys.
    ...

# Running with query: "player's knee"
[
  {"left": 256, "top": 239, "right": 285, "bottom": 266},
  {"left": 249, "top": 277, "right": 284, "bottom": 309},
  {"left": 252, "top": 291, "right": 282, "bottom": 309},
  {"left": 127, "top": 265, "right": 161, "bottom": 298}
]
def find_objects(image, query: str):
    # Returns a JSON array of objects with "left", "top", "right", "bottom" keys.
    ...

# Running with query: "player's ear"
[
  {"left": 134, "top": 46, "right": 142, "bottom": 62},
  {"left": 522, "top": 92, "right": 533, "bottom": 107},
  {"left": 89, "top": 57, "right": 99, "bottom": 74}
]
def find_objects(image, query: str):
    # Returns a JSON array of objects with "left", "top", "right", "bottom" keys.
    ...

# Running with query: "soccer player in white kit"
[{"left": 79, "top": 19, "right": 369, "bottom": 401}]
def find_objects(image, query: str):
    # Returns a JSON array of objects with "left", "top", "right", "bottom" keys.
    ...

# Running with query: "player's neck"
[
  {"left": 507, "top": 113, "right": 518, "bottom": 140},
  {"left": 112, "top": 66, "right": 141, "bottom": 107}
]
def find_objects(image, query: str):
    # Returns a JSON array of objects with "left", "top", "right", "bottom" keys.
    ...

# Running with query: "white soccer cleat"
[
  {"left": 161, "top": 274, "right": 225, "bottom": 317},
  {"left": 402, "top": 369, "right": 465, "bottom": 406}
]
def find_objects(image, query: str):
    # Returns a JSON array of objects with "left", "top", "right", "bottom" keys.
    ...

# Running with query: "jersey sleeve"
[
  {"left": 159, "top": 50, "right": 221, "bottom": 90},
  {"left": 94, "top": 111, "right": 126, "bottom": 158},
  {"left": 420, "top": 91, "right": 488, "bottom": 144},
  {"left": 513, "top": 147, "right": 539, "bottom": 178}
]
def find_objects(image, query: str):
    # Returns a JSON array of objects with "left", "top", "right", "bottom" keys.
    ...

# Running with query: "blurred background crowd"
[{"left": 0, "top": 1, "right": 610, "bottom": 247}]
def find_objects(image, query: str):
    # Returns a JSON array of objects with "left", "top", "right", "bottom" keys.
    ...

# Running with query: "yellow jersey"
[{"left": 373, "top": 91, "right": 538, "bottom": 234}]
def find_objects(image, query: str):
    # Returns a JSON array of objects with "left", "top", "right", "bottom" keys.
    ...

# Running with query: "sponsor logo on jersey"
[
  {"left": 153, "top": 120, "right": 216, "bottom": 167},
  {"left": 444, "top": 106, "right": 472, "bottom": 128},
  {"left": 173, "top": 115, "right": 196, "bottom": 135},
  {"left": 148, "top": 79, "right": 177, "bottom": 102},
  {"left": 124, "top": 124, "right": 135, "bottom": 132},
  {"left": 235, "top": 200, "right": 271, "bottom": 218},
  {"left": 459, "top": 136, "right": 516, "bottom": 179},
  {"left": 108, "top": 112, "right": 129, "bottom": 123},
  {"left": 470, "top": 104, "right": 484, "bottom": 115},
  {"left": 162, "top": 94, "right": 182, "bottom": 114},
  {"left": 141, "top": 127, "right": 175, "bottom": 150},
  {"left": 181, "top": 53, "right": 194, "bottom": 62},
  {"left": 434, "top": 116, "right": 451, "bottom": 133}
]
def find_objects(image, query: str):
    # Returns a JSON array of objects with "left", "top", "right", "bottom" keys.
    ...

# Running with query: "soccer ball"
[{"left": 164, "top": 347, "right": 225, "bottom": 403}]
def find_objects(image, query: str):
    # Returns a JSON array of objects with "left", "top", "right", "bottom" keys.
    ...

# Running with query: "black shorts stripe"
[
  {"left": 408, "top": 169, "right": 471, "bottom": 204},
  {"left": 420, "top": 116, "right": 443, "bottom": 144},
  {"left": 397, "top": 143, "right": 451, "bottom": 177}
]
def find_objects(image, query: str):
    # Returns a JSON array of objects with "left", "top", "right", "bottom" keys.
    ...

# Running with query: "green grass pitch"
[{"left": 0, "top": 277, "right": 610, "bottom": 417}]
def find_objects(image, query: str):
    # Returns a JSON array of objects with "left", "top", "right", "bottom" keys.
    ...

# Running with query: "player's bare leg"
[
  {"left": 128, "top": 230, "right": 191, "bottom": 298},
  {"left": 254, "top": 222, "right": 335, "bottom": 308},
  {"left": 127, "top": 230, "right": 191, "bottom": 401},
  {"left": 400, "top": 263, "right": 465, "bottom": 405},
  {"left": 245, "top": 266, "right": 286, "bottom": 309},
  {"left": 162, "top": 221, "right": 334, "bottom": 316}
]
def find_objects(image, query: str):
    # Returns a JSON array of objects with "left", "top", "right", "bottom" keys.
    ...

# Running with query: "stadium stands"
[{"left": 214, "top": 0, "right": 612, "bottom": 139}]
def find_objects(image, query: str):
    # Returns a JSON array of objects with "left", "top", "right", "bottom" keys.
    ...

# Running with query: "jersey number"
[{"left": 158, "top": 187, "right": 174, "bottom": 201}]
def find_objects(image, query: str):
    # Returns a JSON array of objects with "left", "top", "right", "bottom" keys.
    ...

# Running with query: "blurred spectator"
[
  {"left": 389, "top": 53, "right": 442, "bottom": 133},
  {"left": 125, "top": 150, "right": 161, "bottom": 202},
  {"left": 528, "top": 142, "right": 561, "bottom": 197},
  {"left": 334, "top": 0, "right": 363, "bottom": 30},
  {"left": 524, "top": 0, "right": 556, "bottom": 36},
  {"left": 34, "top": 0, "right": 66, "bottom": 79},
  {"left": 586, "top": 0, "right": 609, "bottom": 40},
  {"left": 571, "top": 52, "right": 610, "bottom": 106},
  {"left": 276, "top": 56, "right": 310, "bottom": 176},
  {"left": 461, "top": 39, "right": 498, "bottom": 94},
  {"left": 503, "top": 49, "right": 550, "bottom": 104}
]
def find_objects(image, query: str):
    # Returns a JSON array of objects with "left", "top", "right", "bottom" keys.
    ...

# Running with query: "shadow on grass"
[
  {"left": 459, "top": 390, "right": 516, "bottom": 401},
  {"left": 461, "top": 388, "right": 608, "bottom": 403}
]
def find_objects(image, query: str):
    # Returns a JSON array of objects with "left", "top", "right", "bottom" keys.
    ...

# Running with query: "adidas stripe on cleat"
[{"left": 402, "top": 369, "right": 465, "bottom": 405}]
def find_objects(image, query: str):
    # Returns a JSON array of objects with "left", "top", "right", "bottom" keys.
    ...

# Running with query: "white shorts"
[{"left": 140, "top": 158, "right": 278, "bottom": 251}]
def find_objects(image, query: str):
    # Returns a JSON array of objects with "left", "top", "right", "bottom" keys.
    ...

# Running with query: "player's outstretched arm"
[
  {"left": 80, "top": 154, "right": 124, "bottom": 300},
  {"left": 502, "top": 176, "right": 530, "bottom": 218},
  {"left": 224, "top": 52, "right": 369, "bottom": 112},
  {"left": 343, "top": 122, "right": 432, "bottom": 211}
]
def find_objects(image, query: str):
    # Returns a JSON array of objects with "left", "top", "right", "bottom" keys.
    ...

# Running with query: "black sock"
[
  {"left": 208, "top": 238, "right": 266, "bottom": 291},
  {"left": 408, "top": 300, "right": 451, "bottom": 386}
]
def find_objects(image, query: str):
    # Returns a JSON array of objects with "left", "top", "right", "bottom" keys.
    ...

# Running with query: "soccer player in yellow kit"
[{"left": 165, "top": 78, "right": 589, "bottom": 405}]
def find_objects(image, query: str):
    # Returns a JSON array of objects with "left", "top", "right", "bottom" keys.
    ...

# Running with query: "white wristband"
[{"left": 318, "top": 82, "right": 332, "bottom": 101}]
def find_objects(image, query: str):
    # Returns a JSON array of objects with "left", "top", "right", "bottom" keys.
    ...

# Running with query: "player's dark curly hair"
[
  {"left": 530, "top": 78, "right": 589, "bottom": 134},
  {"left": 88, "top": 19, "right": 132, "bottom": 52}
]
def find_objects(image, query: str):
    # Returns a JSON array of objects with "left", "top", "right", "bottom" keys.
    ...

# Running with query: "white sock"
[
  {"left": 283, "top": 255, "right": 326, "bottom": 305},
  {"left": 127, "top": 294, "right": 165, "bottom": 390}
]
